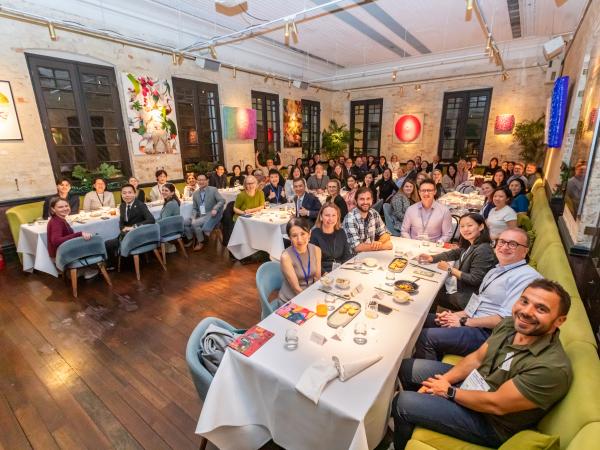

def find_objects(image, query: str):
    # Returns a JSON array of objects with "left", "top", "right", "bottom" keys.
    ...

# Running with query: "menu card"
[
  {"left": 276, "top": 302, "right": 315, "bottom": 325},
  {"left": 228, "top": 325, "right": 274, "bottom": 357}
]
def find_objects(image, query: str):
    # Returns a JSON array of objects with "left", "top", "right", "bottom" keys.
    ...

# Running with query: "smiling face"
[
  {"left": 327, "top": 181, "right": 339, "bottom": 196},
  {"left": 493, "top": 171, "right": 505, "bottom": 185},
  {"left": 122, "top": 186, "right": 136, "bottom": 203},
  {"left": 356, "top": 191, "right": 373, "bottom": 213},
  {"left": 57, "top": 180, "right": 71, "bottom": 197},
  {"left": 493, "top": 189, "right": 509, "bottom": 207},
  {"left": 495, "top": 229, "right": 529, "bottom": 265},
  {"left": 51, "top": 198, "right": 71, "bottom": 218},
  {"left": 128, "top": 177, "right": 139, "bottom": 188},
  {"left": 94, "top": 179, "right": 106, "bottom": 193},
  {"left": 509, "top": 180, "right": 522, "bottom": 197},
  {"left": 186, "top": 174, "right": 197, "bottom": 186},
  {"left": 320, "top": 205, "right": 339, "bottom": 229},
  {"left": 315, "top": 164, "right": 324, "bottom": 177},
  {"left": 432, "top": 169, "right": 442, "bottom": 183},
  {"left": 513, "top": 164, "right": 523, "bottom": 176},
  {"left": 402, "top": 181, "right": 415, "bottom": 196},
  {"left": 157, "top": 173, "right": 167, "bottom": 184},
  {"left": 269, "top": 172, "right": 280, "bottom": 186},
  {"left": 459, "top": 215, "right": 483, "bottom": 243},
  {"left": 289, "top": 225, "right": 310, "bottom": 250},
  {"left": 418, "top": 182, "right": 435, "bottom": 205},
  {"left": 346, "top": 176, "right": 356, "bottom": 190},
  {"left": 481, "top": 182, "right": 494, "bottom": 199},
  {"left": 293, "top": 179, "right": 306, "bottom": 197},
  {"left": 161, "top": 185, "right": 173, "bottom": 200},
  {"left": 197, "top": 174, "right": 208, "bottom": 189},
  {"left": 364, "top": 173, "right": 373, "bottom": 186},
  {"left": 512, "top": 286, "right": 566, "bottom": 337}
]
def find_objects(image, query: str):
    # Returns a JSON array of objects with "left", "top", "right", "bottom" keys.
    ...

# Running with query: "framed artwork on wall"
[
  {"left": 222, "top": 106, "right": 257, "bottom": 140},
  {"left": 394, "top": 113, "right": 423, "bottom": 144},
  {"left": 0, "top": 81, "right": 23, "bottom": 140},
  {"left": 283, "top": 99, "right": 302, "bottom": 147}
]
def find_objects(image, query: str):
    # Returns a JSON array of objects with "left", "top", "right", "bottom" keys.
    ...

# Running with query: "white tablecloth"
[
  {"left": 17, "top": 202, "right": 193, "bottom": 277},
  {"left": 227, "top": 206, "right": 293, "bottom": 261},
  {"left": 196, "top": 238, "right": 447, "bottom": 450},
  {"left": 219, "top": 188, "right": 241, "bottom": 205}
]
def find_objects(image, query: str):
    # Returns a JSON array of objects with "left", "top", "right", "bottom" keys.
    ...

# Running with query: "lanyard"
[
  {"left": 96, "top": 192, "right": 105, "bottom": 206},
  {"left": 292, "top": 246, "right": 311, "bottom": 286},
  {"left": 487, "top": 332, "right": 528, "bottom": 377},
  {"left": 419, "top": 206, "right": 434, "bottom": 231},
  {"left": 478, "top": 262, "right": 527, "bottom": 295},
  {"left": 270, "top": 184, "right": 280, "bottom": 203},
  {"left": 199, "top": 191, "right": 206, "bottom": 205}
]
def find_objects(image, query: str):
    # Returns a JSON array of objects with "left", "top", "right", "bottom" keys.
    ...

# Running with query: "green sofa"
[{"left": 406, "top": 180, "right": 600, "bottom": 450}]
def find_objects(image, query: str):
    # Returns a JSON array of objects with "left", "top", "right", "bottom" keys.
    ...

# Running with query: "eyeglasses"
[
  {"left": 494, "top": 239, "right": 528, "bottom": 249},
  {"left": 419, "top": 189, "right": 435, "bottom": 193}
]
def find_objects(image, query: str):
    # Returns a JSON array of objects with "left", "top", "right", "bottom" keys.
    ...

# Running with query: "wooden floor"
[{"left": 0, "top": 239, "right": 281, "bottom": 450}]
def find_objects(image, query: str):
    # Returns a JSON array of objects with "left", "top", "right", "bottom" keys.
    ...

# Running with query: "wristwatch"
[
  {"left": 447, "top": 386, "right": 456, "bottom": 401},
  {"left": 447, "top": 267, "right": 453, "bottom": 276},
  {"left": 459, "top": 316, "right": 468, "bottom": 326}
]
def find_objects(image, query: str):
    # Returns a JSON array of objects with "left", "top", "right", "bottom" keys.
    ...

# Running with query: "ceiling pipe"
[{"left": 473, "top": 0, "right": 507, "bottom": 74}]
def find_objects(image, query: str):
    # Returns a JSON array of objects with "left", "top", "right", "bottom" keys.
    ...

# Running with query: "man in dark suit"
[
  {"left": 262, "top": 169, "right": 287, "bottom": 204},
  {"left": 292, "top": 177, "right": 321, "bottom": 226},
  {"left": 427, "top": 155, "right": 444, "bottom": 173},
  {"left": 105, "top": 183, "right": 155, "bottom": 267},
  {"left": 209, "top": 164, "right": 228, "bottom": 189},
  {"left": 344, "top": 157, "right": 361, "bottom": 180}
]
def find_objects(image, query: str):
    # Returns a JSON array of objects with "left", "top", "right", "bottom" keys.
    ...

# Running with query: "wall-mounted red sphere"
[{"left": 395, "top": 114, "right": 422, "bottom": 142}]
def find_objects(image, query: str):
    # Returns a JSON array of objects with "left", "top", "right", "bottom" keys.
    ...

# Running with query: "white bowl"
[{"left": 363, "top": 257, "right": 378, "bottom": 267}]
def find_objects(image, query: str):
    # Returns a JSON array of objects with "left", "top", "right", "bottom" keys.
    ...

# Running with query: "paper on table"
[{"left": 333, "top": 354, "right": 383, "bottom": 382}]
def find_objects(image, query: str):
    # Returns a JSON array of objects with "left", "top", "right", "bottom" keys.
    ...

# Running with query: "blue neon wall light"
[{"left": 547, "top": 76, "right": 569, "bottom": 148}]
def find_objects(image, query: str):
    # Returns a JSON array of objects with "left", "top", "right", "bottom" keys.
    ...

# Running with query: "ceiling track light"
[
  {"left": 315, "top": 86, "right": 320, "bottom": 93},
  {"left": 346, "top": 91, "right": 351, "bottom": 100},
  {"left": 264, "top": 73, "right": 270, "bottom": 83},
  {"left": 399, "top": 86, "right": 404, "bottom": 95},
  {"left": 209, "top": 42, "right": 217, "bottom": 60},
  {"left": 486, "top": 34, "right": 492, "bottom": 51},
  {"left": 501, "top": 72, "right": 510, "bottom": 81},
  {"left": 284, "top": 21, "right": 290, "bottom": 40},
  {"left": 466, "top": 0, "right": 473, "bottom": 11},
  {"left": 48, "top": 22, "right": 57, "bottom": 41},
  {"left": 291, "top": 20, "right": 299, "bottom": 42},
  {"left": 392, "top": 70, "right": 397, "bottom": 81},
  {"left": 232, "top": 66, "right": 237, "bottom": 78},
  {"left": 415, "top": 84, "right": 422, "bottom": 91}
]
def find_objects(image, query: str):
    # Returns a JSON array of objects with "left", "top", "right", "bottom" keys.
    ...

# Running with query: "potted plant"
[
  {"left": 513, "top": 116, "right": 546, "bottom": 165},
  {"left": 194, "top": 160, "right": 216, "bottom": 176},
  {"left": 322, "top": 119, "right": 351, "bottom": 160}
]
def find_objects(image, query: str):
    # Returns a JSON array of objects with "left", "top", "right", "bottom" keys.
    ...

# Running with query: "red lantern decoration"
[
  {"left": 494, "top": 114, "right": 515, "bottom": 134},
  {"left": 395, "top": 114, "right": 422, "bottom": 142}
]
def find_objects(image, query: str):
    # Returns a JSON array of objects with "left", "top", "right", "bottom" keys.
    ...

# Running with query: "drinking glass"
[
  {"left": 264, "top": 201, "right": 270, "bottom": 209},
  {"left": 385, "top": 270, "right": 396, "bottom": 286},
  {"left": 365, "top": 300, "right": 379, "bottom": 319},
  {"left": 324, "top": 293, "right": 336, "bottom": 311},
  {"left": 284, "top": 328, "right": 299, "bottom": 350},
  {"left": 316, "top": 298, "right": 328, "bottom": 317},
  {"left": 353, "top": 321, "right": 368, "bottom": 345},
  {"left": 393, "top": 242, "right": 403, "bottom": 258}
]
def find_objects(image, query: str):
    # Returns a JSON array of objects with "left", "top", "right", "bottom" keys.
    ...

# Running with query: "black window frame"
[
  {"left": 349, "top": 98, "right": 383, "bottom": 158},
  {"left": 437, "top": 88, "right": 493, "bottom": 163},
  {"left": 252, "top": 90, "right": 281, "bottom": 163},
  {"left": 172, "top": 77, "right": 224, "bottom": 173},
  {"left": 301, "top": 99, "right": 321, "bottom": 159},
  {"left": 26, "top": 53, "right": 131, "bottom": 182}
]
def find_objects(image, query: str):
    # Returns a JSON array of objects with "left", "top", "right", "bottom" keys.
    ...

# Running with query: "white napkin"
[{"left": 295, "top": 354, "right": 383, "bottom": 404}]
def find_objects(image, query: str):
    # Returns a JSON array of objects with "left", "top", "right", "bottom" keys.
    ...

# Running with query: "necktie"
[
  {"left": 297, "top": 198, "right": 302, "bottom": 217},
  {"left": 126, "top": 204, "right": 131, "bottom": 222}
]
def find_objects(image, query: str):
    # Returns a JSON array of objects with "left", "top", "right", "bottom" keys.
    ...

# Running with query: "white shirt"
[{"left": 486, "top": 205, "right": 517, "bottom": 239}]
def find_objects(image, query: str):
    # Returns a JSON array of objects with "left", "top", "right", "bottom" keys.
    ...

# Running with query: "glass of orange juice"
[{"left": 316, "top": 297, "right": 328, "bottom": 317}]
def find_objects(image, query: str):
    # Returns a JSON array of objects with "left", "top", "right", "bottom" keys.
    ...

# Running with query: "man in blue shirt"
[
  {"left": 262, "top": 169, "right": 286, "bottom": 204},
  {"left": 414, "top": 228, "right": 541, "bottom": 360}
]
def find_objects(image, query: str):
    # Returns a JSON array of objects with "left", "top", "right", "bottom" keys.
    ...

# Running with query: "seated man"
[
  {"left": 188, "top": 174, "right": 226, "bottom": 251},
  {"left": 306, "top": 163, "right": 330, "bottom": 194},
  {"left": 392, "top": 279, "right": 572, "bottom": 449},
  {"left": 209, "top": 164, "right": 228, "bottom": 189},
  {"left": 292, "top": 177, "right": 321, "bottom": 226},
  {"left": 343, "top": 186, "right": 392, "bottom": 253},
  {"left": 506, "top": 162, "right": 529, "bottom": 189},
  {"left": 262, "top": 169, "right": 287, "bottom": 204},
  {"left": 415, "top": 228, "right": 540, "bottom": 360},
  {"left": 105, "top": 184, "right": 155, "bottom": 267},
  {"left": 42, "top": 178, "right": 80, "bottom": 219},
  {"left": 401, "top": 179, "right": 453, "bottom": 242},
  {"left": 150, "top": 169, "right": 181, "bottom": 202}
]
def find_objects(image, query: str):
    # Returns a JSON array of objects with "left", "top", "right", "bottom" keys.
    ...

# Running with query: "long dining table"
[{"left": 196, "top": 237, "right": 448, "bottom": 450}]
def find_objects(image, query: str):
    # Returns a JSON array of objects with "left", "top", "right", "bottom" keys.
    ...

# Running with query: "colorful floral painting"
[
  {"left": 122, "top": 73, "right": 178, "bottom": 155},
  {"left": 222, "top": 106, "right": 257, "bottom": 140},
  {"left": 283, "top": 99, "right": 302, "bottom": 147},
  {"left": 0, "top": 81, "right": 23, "bottom": 140}
]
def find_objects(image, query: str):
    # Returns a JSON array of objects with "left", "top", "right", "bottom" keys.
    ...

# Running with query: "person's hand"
[
  {"left": 82, "top": 232, "right": 93, "bottom": 240},
  {"left": 421, "top": 375, "right": 451, "bottom": 398},
  {"left": 418, "top": 253, "right": 433, "bottom": 263},
  {"left": 440, "top": 313, "right": 461, "bottom": 328},
  {"left": 269, "top": 191, "right": 276, "bottom": 200},
  {"left": 371, "top": 241, "right": 382, "bottom": 251},
  {"left": 211, "top": 209, "right": 217, "bottom": 217},
  {"left": 300, "top": 207, "right": 309, "bottom": 217},
  {"left": 437, "top": 260, "right": 450, "bottom": 271},
  {"left": 434, "top": 310, "right": 451, "bottom": 325},
  {"left": 122, "top": 226, "right": 133, "bottom": 232}
]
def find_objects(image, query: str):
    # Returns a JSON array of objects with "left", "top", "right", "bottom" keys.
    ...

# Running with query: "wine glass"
[{"left": 353, "top": 321, "right": 367, "bottom": 344}]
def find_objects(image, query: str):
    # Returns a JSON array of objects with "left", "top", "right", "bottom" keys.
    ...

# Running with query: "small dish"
[
  {"left": 321, "top": 276, "right": 333, "bottom": 289},
  {"left": 335, "top": 278, "right": 351, "bottom": 290},
  {"left": 393, "top": 290, "right": 412, "bottom": 304},
  {"left": 363, "top": 257, "right": 378, "bottom": 268},
  {"left": 394, "top": 280, "right": 419, "bottom": 294}
]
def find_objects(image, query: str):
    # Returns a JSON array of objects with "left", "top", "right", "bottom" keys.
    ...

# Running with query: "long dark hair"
[
  {"left": 446, "top": 163, "right": 457, "bottom": 181},
  {"left": 286, "top": 217, "right": 311, "bottom": 236},
  {"left": 458, "top": 213, "right": 491, "bottom": 249},
  {"left": 162, "top": 183, "right": 180, "bottom": 206},
  {"left": 508, "top": 177, "right": 526, "bottom": 196}
]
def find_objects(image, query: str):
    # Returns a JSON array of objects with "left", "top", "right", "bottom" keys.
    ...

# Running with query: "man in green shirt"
[{"left": 391, "top": 279, "right": 572, "bottom": 449}]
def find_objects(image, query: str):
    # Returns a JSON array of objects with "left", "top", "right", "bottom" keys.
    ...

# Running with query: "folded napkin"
[
  {"left": 198, "top": 323, "right": 240, "bottom": 375},
  {"left": 295, "top": 354, "right": 383, "bottom": 404}
]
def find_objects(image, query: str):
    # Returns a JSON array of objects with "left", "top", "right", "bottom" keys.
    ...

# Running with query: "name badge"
[
  {"left": 500, "top": 352, "right": 514, "bottom": 371},
  {"left": 460, "top": 369, "right": 491, "bottom": 392},
  {"left": 199, "top": 205, "right": 206, "bottom": 215},
  {"left": 464, "top": 293, "right": 482, "bottom": 318}
]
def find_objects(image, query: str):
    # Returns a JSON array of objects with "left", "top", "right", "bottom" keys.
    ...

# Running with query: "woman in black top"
[
  {"left": 418, "top": 213, "right": 497, "bottom": 311},
  {"left": 363, "top": 171, "right": 378, "bottom": 201},
  {"left": 229, "top": 164, "right": 245, "bottom": 188},
  {"left": 325, "top": 178, "right": 348, "bottom": 220},
  {"left": 375, "top": 168, "right": 398, "bottom": 202},
  {"left": 310, "top": 202, "right": 352, "bottom": 273},
  {"left": 42, "top": 178, "right": 80, "bottom": 219},
  {"left": 483, "top": 157, "right": 499, "bottom": 176}
]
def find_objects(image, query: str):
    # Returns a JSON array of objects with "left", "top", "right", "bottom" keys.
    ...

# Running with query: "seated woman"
[
  {"left": 42, "top": 178, "right": 80, "bottom": 219},
  {"left": 389, "top": 179, "right": 419, "bottom": 234},
  {"left": 418, "top": 213, "right": 497, "bottom": 311},
  {"left": 182, "top": 172, "right": 199, "bottom": 200},
  {"left": 129, "top": 176, "right": 146, "bottom": 203},
  {"left": 493, "top": 167, "right": 507, "bottom": 187},
  {"left": 160, "top": 183, "right": 181, "bottom": 219},
  {"left": 233, "top": 175, "right": 265, "bottom": 221},
  {"left": 375, "top": 168, "right": 398, "bottom": 203},
  {"left": 244, "top": 164, "right": 254, "bottom": 177},
  {"left": 483, "top": 157, "right": 499, "bottom": 176},
  {"left": 229, "top": 164, "right": 245, "bottom": 188},
  {"left": 47, "top": 197, "right": 93, "bottom": 259},
  {"left": 431, "top": 169, "right": 447, "bottom": 199},
  {"left": 508, "top": 178, "right": 529, "bottom": 213},
  {"left": 278, "top": 217, "right": 322, "bottom": 305},
  {"left": 486, "top": 186, "right": 517, "bottom": 239},
  {"left": 343, "top": 175, "right": 358, "bottom": 212},
  {"left": 441, "top": 163, "right": 457, "bottom": 192},
  {"left": 325, "top": 179, "right": 348, "bottom": 220},
  {"left": 479, "top": 180, "right": 497, "bottom": 219},
  {"left": 310, "top": 202, "right": 352, "bottom": 273},
  {"left": 362, "top": 172, "right": 377, "bottom": 201},
  {"left": 83, "top": 178, "right": 115, "bottom": 212},
  {"left": 286, "top": 166, "right": 303, "bottom": 199},
  {"left": 150, "top": 169, "right": 180, "bottom": 202}
]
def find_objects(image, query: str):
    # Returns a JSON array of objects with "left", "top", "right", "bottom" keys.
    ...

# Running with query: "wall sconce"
[
  {"left": 494, "top": 114, "right": 515, "bottom": 134},
  {"left": 48, "top": 22, "right": 57, "bottom": 41},
  {"left": 415, "top": 84, "right": 421, "bottom": 91}
]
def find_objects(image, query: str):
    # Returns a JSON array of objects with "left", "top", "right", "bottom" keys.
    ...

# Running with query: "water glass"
[
  {"left": 365, "top": 300, "right": 379, "bottom": 319},
  {"left": 284, "top": 328, "right": 299, "bottom": 350},
  {"left": 353, "top": 321, "right": 368, "bottom": 345},
  {"left": 265, "top": 201, "right": 270, "bottom": 209},
  {"left": 324, "top": 293, "right": 336, "bottom": 311},
  {"left": 385, "top": 270, "right": 396, "bottom": 286}
]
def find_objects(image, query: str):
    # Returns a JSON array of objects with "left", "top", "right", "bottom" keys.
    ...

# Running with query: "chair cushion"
[
  {"left": 410, "top": 427, "right": 493, "bottom": 450},
  {"left": 498, "top": 430, "right": 559, "bottom": 450},
  {"left": 6, "top": 201, "right": 44, "bottom": 247},
  {"left": 565, "top": 423, "right": 600, "bottom": 450},
  {"left": 66, "top": 255, "right": 105, "bottom": 269}
]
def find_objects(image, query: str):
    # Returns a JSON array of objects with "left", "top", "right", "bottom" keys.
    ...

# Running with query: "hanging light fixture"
[
  {"left": 209, "top": 42, "right": 218, "bottom": 59},
  {"left": 415, "top": 84, "right": 421, "bottom": 91},
  {"left": 48, "top": 22, "right": 57, "bottom": 41},
  {"left": 232, "top": 66, "right": 237, "bottom": 78},
  {"left": 284, "top": 21, "right": 290, "bottom": 40},
  {"left": 501, "top": 71, "right": 510, "bottom": 81},
  {"left": 291, "top": 20, "right": 299, "bottom": 42},
  {"left": 264, "top": 73, "right": 270, "bottom": 83},
  {"left": 392, "top": 70, "right": 397, "bottom": 81},
  {"left": 399, "top": 86, "right": 404, "bottom": 95},
  {"left": 346, "top": 91, "right": 351, "bottom": 100},
  {"left": 466, "top": 0, "right": 473, "bottom": 11}
]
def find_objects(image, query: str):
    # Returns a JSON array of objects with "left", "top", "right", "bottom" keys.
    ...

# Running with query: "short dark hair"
[
  {"left": 56, "top": 177, "right": 71, "bottom": 185},
  {"left": 508, "top": 177, "right": 526, "bottom": 195},
  {"left": 121, "top": 183, "right": 136, "bottom": 192},
  {"left": 406, "top": 159, "right": 415, "bottom": 165},
  {"left": 286, "top": 217, "right": 311, "bottom": 236},
  {"left": 493, "top": 186, "right": 513, "bottom": 202},
  {"left": 292, "top": 177, "right": 305, "bottom": 185},
  {"left": 269, "top": 169, "right": 281, "bottom": 177},
  {"left": 155, "top": 169, "right": 167, "bottom": 178},
  {"left": 93, "top": 177, "right": 106, "bottom": 186},
  {"left": 355, "top": 186, "right": 373, "bottom": 201},
  {"left": 197, "top": 173, "right": 208, "bottom": 180},
  {"left": 418, "top": 178, "right": 436, "bottom": 190},
  {"left": 525, "top": 279, "right": 571, "bottom": 316}
]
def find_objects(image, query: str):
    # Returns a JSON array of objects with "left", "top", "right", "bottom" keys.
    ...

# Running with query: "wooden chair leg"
[
  {"left": 117, "top": 255, "right": 122, "bottom": 273},
  {"left": 177, "top": 238, "right": 188, "bottom": 258},
  {"left": 133, "top": 254, "right": 141, "bottom": 281},
  {"left": 98, "top": 263, "right": 112, "bottom": 287},
  {"left": 199, "top": 436, "right": 208, "bottom": 450},
  {"left": 153, "top": 249, "right": 167, "bottom": 271},
  {"left": 70, "top": 268, "right": 78, "bottom": 298},
  {"left": 161, "top": 243, "right": 167, "bottom": 266}
]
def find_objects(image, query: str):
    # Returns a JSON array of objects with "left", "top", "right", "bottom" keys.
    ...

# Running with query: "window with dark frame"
[
  {"left": 26, "top": 54, "right": 131, "bottom": 182},
  {"left": 438, "top": 88, "right": 493, "bottom": 163},
  {"left": 301, "top": 99, "right": 321, "bottom": 159},
  {"left": 350, "top": 99, "right": 383, "bottom": 158},
  {"left": 252, "top": 90, "right": 281, "bottom": 164},
  {"left": 172, "top": 78, "right": 223, "bottom": 173}
]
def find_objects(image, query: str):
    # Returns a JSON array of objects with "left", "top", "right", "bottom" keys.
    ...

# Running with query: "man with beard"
[
  {"left": 343, "top": 186, "right": 392, "bottom": 253},
  {"left": 391, "top": 278, "right": 572, "bottom": 449},
  {"left": 414, "top": 228, "right": 540, "bottom": 360}
]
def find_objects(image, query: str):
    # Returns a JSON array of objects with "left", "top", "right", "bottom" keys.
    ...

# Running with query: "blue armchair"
[
  {"left": 255, "top": 261, "right": 283, "bottom": 319},
  {"left": 119, "top": 224, "right": 166, "bottom": 280},
  {"left": 157, "top": 216, "right": 187, "bottom": 265},
  {"left": 55, "top": 235, "right": 112, "bottom": 297}
]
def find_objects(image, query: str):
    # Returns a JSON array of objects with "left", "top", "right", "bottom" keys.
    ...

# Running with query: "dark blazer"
[
  {"left": 42, "top": 193, "right": 80, "bottom": 219},
  {"left": 428, "top": 162, "right": 444, "bottom": 173},
  {"left": 263, "top": 183, "right": 287, "bottom": 204},
  {"left": 432, "top": 242, "right": 497, "bottom": 308},
  {"left": 293, "top": 192, "right": 321, "bottom": 220},
  {"left": 119, "top": 199, "right": 155, "bottom": 230},
  {"left": 209, "top": 173, "right": 228, "bottom": 189},
  {"left": 327, "top": 194, "right": 348, "bottom": 219}
]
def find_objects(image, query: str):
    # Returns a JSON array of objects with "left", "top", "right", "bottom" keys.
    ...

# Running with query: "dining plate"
[{"left": 394, "top": 280, "right": 419, "bottom": 294}]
